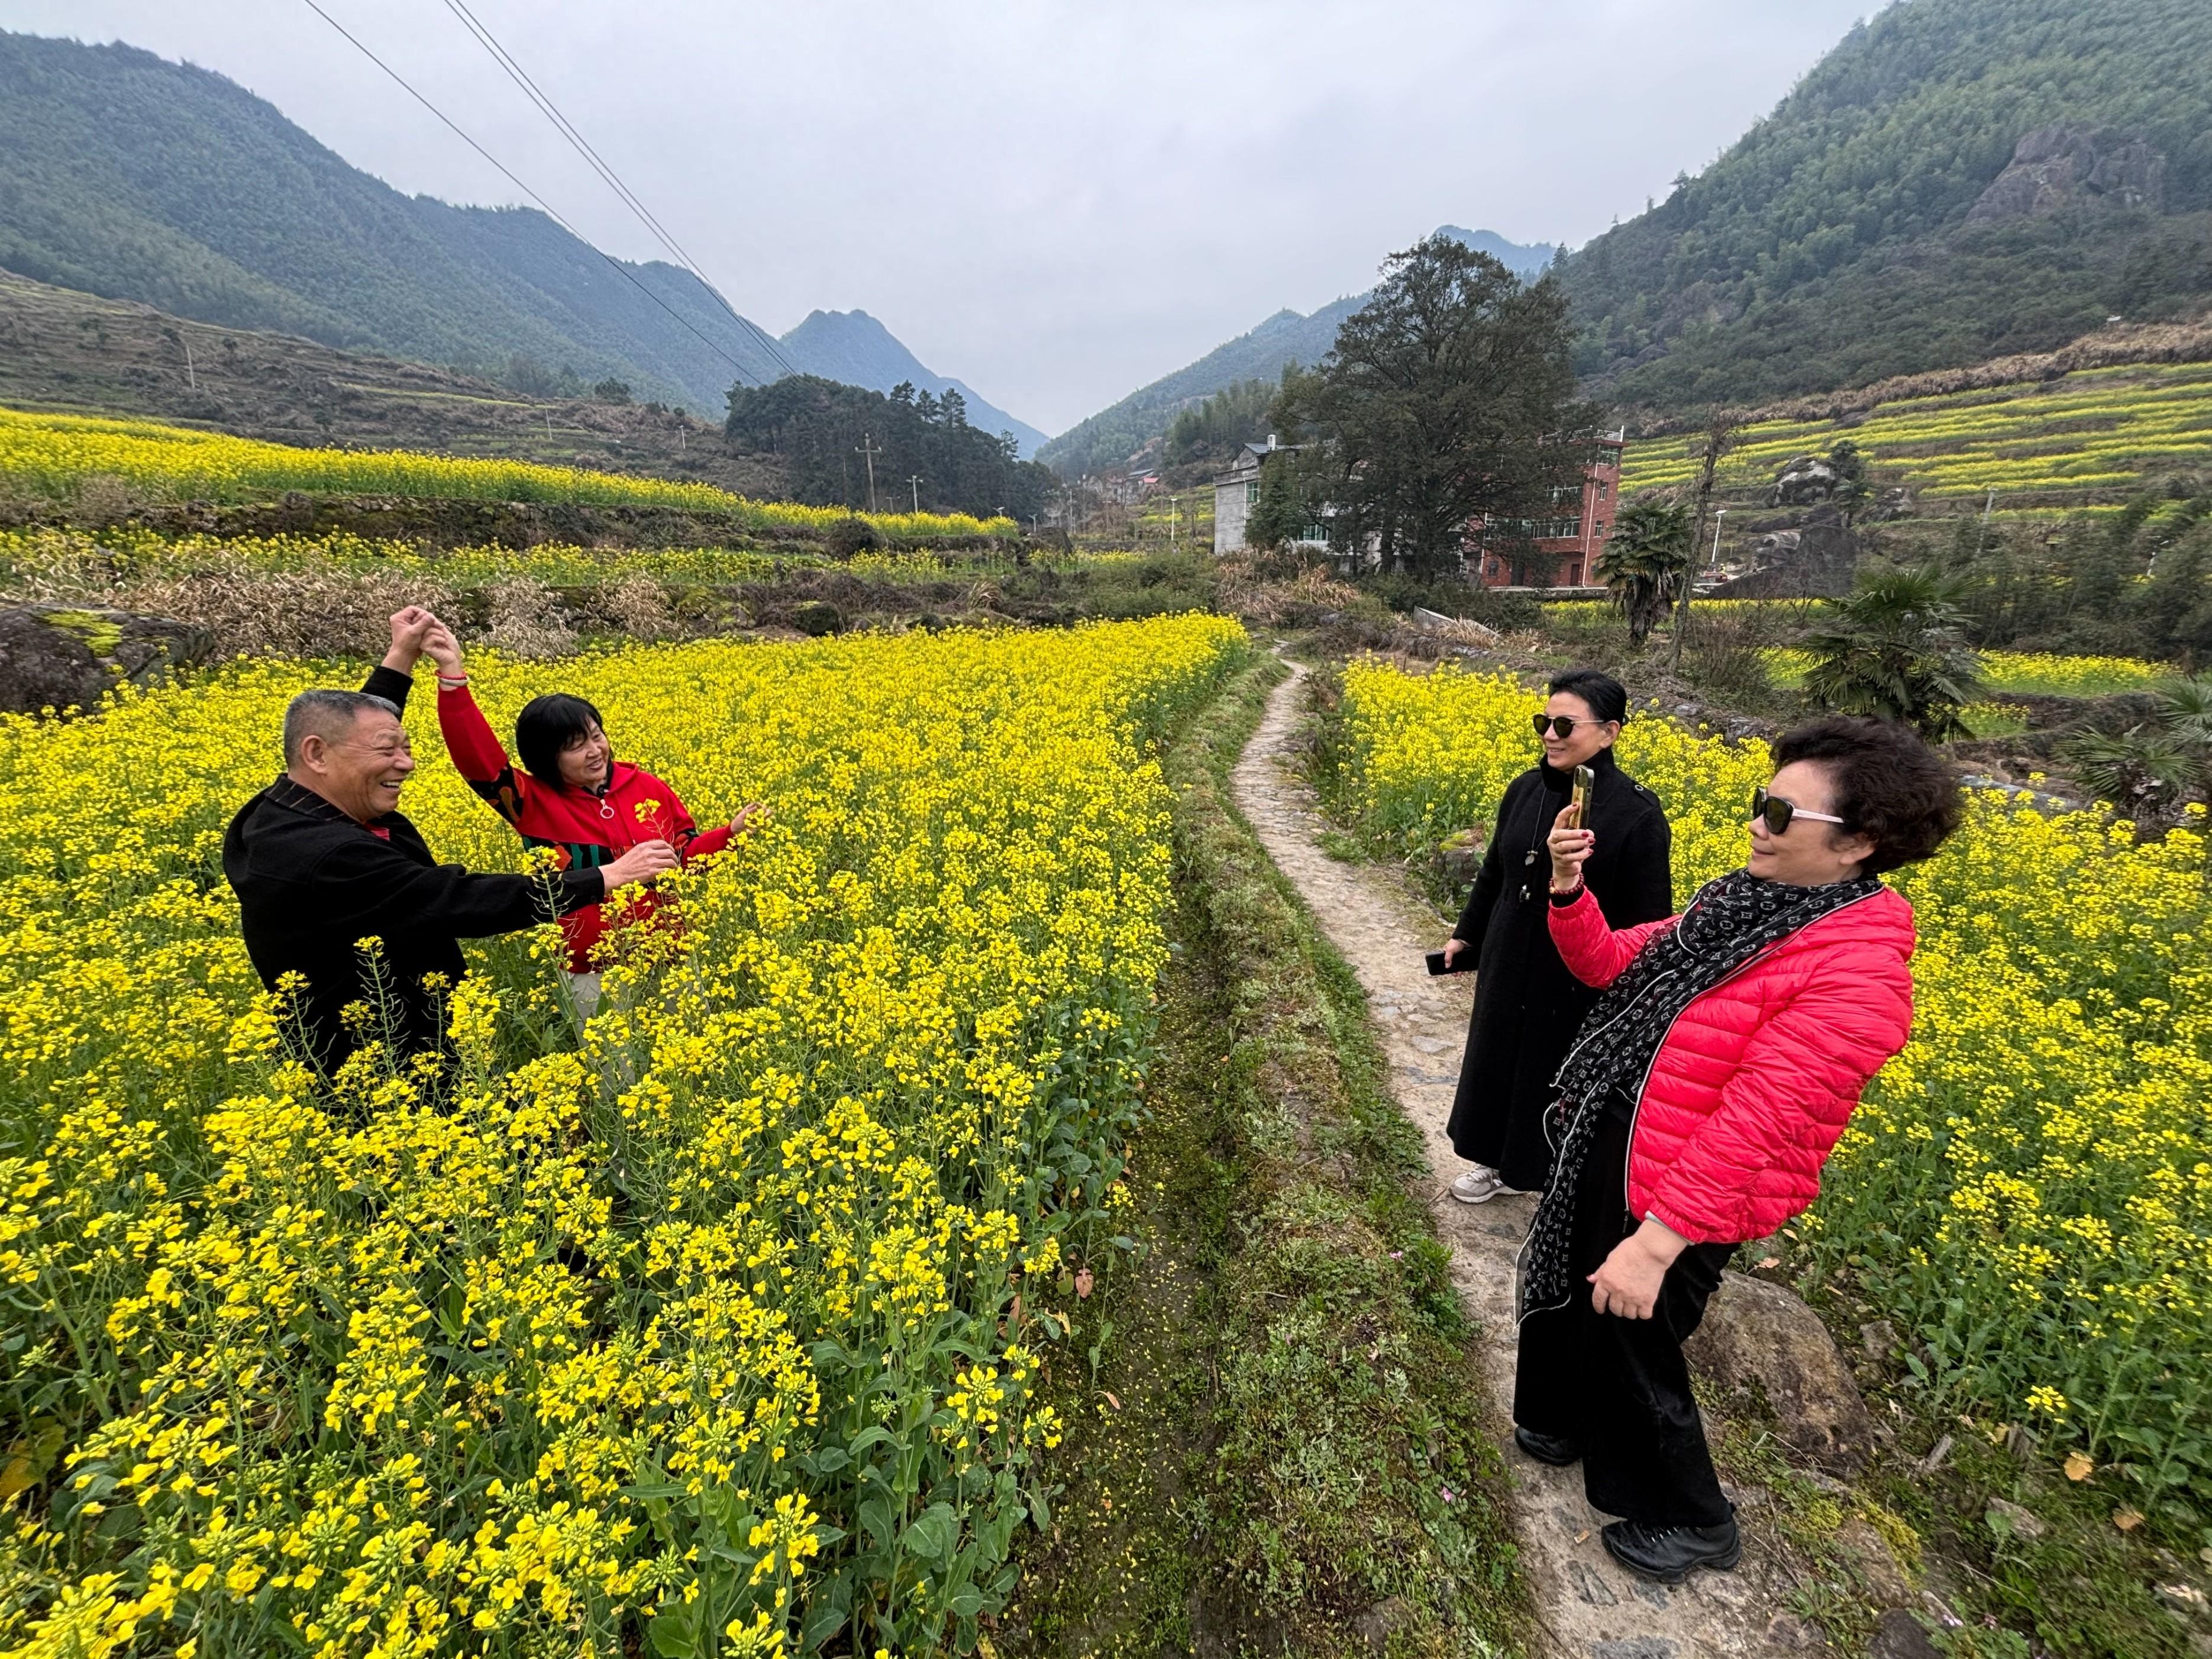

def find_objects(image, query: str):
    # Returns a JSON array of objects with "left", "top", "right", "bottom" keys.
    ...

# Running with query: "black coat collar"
[
  {"left": 1536, "top": 745, "right": 1619, "bottom": 795},
  {"left": 264, "top": 774, "right": 404, "bottom": 836}
]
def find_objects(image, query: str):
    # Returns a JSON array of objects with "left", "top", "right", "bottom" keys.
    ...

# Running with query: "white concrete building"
[{"left": 1213, "top": 436, "right": 1327, "bottom": 554}]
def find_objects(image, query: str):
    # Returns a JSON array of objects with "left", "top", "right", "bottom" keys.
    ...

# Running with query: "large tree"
[{"left": 1283, "top": 234, "right": 1594, "bottom": 578}]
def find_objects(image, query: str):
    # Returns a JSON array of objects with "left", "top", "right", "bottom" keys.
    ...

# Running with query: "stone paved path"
[{"left": 1231, "top": 661, "right": 1824, "bottom": 1659}]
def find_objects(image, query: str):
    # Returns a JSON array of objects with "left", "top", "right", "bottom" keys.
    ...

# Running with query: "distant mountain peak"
[
  {"left": 1036, "top": 222, "right": 1559, "bottom": 474},
  {"left": 0, "top": 28, "right": 1037, "bottom": 446},
  {"left": 776, "top": 309, "right": 1044, "bottom": 454},
  {"left": 1432, "top": 227, "right": 1559, "bottom": 277}
]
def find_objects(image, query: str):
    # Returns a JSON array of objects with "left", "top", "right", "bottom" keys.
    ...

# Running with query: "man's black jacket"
[{"left": 222, "top": 665, "right": 603, "bottom": 1072}]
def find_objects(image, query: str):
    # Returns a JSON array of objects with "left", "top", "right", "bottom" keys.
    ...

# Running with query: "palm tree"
[
  {"left": 2151, "top": 673, "right": 2212, "bottom": 750},
  {"left": 2062, "top": 674, "right": 2212, "bottom": 816},
  {"left": 1597, "top": 499, "right": 1693, "bottom": 646},
  {"left": 2064, "top": 728, "right": 2199, "bottom": 817},
  {"left": 1801, "top": 564, "right": 1982, "bottom": 738}
]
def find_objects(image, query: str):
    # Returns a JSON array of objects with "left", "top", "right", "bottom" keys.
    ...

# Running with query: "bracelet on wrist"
[{"left": 437, "top": 673, "right": 469, "bottom": 688}]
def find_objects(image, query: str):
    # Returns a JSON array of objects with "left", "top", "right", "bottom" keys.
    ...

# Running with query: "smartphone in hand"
[
  {"left": 1426, "top": 948, "right": 1474, "bottom": 976},
  {"left": 1570, "top": 763, "right": 1596, "bottom": 826}
]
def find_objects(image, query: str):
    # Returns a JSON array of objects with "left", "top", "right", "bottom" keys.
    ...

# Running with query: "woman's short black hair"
[
  {"left": 515, "top": 693, "right": 607, "bottom": 783},
  {"left": 1548, "top": 667, "right": 1629, "bottom": 726},
  {"left": 1771, "top": 715, "right": 1962, "bottom": 876}
]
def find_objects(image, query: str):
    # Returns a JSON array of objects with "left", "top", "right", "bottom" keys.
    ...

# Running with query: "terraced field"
[
  {"left": 0, "top": 405, "right": 1016, "bottom": 541},
  {"left": 1622, "top": 362, "right": 2212, "bottom": 510}
]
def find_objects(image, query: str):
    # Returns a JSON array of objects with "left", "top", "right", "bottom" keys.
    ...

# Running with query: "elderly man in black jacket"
[{"left": 224, "top": 608, "right": 678, "bottom": 1075}]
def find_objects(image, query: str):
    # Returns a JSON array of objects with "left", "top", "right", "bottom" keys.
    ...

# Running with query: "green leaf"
[
  {"left": 902, "top": 1502, "right": 960, "bottom": 1566},
  {"left": 647, "top": 1603, "right": 701, "bottom": 1658},
  {"left": 798, "top": 1599, "right": 848, "bottom": 1654}
]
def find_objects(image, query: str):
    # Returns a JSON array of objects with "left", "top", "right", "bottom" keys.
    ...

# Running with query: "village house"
[
  {"left": 1212, "top": 436, "right": 1329, "bottom": 555},
  {"left": 1471, "top": 431, "right": 1627, "bottom": 588}
]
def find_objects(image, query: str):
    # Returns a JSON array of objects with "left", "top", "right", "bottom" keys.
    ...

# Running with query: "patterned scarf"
[{"left": 1515, "top": 869, "right": 1882, "bottom": 1322}]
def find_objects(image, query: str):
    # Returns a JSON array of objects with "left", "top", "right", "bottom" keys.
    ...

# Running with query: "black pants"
[{"left": 1513, "top": 1108, "right": 1736, "bottom": 1528}]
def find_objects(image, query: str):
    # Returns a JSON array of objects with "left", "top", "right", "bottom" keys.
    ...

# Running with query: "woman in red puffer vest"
[
  {"left": 421, "top": 627, "right": 755, "bottom": 1014},
  {"left": 1512, "top": 715, "right": 1961, "bottom": 1589}
]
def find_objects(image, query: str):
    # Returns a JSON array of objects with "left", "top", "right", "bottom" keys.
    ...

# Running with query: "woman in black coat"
[{"left": 1440, "top": 669, "right": 1673, "bottom": 1202}]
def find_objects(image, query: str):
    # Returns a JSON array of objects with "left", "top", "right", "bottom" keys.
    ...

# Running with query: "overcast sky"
[{"left": 5, "top": 1, "right": 1885, "bottom": 434}]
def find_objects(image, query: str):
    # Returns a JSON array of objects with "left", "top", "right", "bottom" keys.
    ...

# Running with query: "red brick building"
[{"left": 1471, "top": 432, "right": 1627, "bottom": 588}]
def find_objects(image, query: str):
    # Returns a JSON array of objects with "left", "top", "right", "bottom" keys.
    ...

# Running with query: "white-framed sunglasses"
[{"left": 1751, "top": 786, "right": 1845, "bottom": 835}]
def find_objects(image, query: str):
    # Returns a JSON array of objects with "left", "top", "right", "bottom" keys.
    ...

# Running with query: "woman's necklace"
[{"left": 1519, "top": 776, "right": 1562, "bottom": 903}]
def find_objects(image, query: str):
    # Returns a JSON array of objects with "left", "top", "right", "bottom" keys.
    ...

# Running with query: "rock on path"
[{"left": 1231, "top": 661, "right": 1828, "bottom": 1659}]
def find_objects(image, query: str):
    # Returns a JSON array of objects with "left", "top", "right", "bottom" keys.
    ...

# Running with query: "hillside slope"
[
  {"left": 0, "top": 269, "right": 786, "bottom": 498},
  {"left": 776, "top": 309, "right": 1047, "bottom": 454},
  {"left": 1560, "top": 0, "right": 2212, "bottom": 412},
  {"left": 1039, "top": 227, "right": 1555, "bottom": 477},
  {"left": 0, "top": 30, "right": 1041, "bottom": 439}
]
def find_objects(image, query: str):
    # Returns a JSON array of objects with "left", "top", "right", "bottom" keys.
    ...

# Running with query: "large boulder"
[
  {"left": 1710, "top": 505, "right": 1860, "bottom": 599},
  {"left": 0, "top": 606, "right": 211, "bottom": 715},
  {"left": 1770, "top": 454, "right": 1839, "bottom": 508},
  {"left": 1968, "top": 125, "right": 2166, "bottom": 224},
  {"left": 1685, "top": 1270, "right": 1875, "bottom": 1472}
]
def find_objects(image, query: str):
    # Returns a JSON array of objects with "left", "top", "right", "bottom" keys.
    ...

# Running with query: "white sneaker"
[{"left": 1449, "top": 1166, "right": 1526, "bottom": 1204}]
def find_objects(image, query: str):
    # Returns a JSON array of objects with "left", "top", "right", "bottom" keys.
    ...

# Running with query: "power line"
[
  {"left": 438, "top": 0, "right": 796, "bottom": 378},
  {"left": 295, "top": 0, "right": 770, "bottom": 387},
  {"left": 435, "top": 0, "right": 800, "bottom": 381}
]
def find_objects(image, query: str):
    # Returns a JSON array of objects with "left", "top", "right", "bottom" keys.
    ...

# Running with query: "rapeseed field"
[
  {"left": 1620, "top": 362, "right": 2212, "bottom": 507},
  {"left": 0, "top": 407, "right": 1014, "bottom": 541},
  {"left": 0, "top": 617, "right": 1247, "bottom": 1657}
]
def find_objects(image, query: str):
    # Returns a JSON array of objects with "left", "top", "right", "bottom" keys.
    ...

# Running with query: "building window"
[{"left": 1247, "top": 482, "right": 1261, "bottom": 508}]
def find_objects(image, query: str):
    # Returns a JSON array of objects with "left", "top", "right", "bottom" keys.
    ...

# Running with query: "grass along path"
[
  {"left": 997, "top": 654, "right": 1525, "bottom": 1657},
  {"left": 1231, "top": 661, "right": 1909, "bottom": 1659}
]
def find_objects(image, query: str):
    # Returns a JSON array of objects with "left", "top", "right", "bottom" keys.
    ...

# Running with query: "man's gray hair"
[{"left": 282, "top": 689, "right": 401, "bottom": 767}]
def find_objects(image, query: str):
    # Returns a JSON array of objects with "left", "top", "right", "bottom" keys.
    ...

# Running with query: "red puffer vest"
[
  {"left": 1546, "top": 881, "right": 1916, "bottom": 1244},
  {"left": 439, "top": 684, "right": 731, "bottom": 972}
]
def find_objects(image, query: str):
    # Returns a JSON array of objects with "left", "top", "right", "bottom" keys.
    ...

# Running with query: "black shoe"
[
  {"left": 1513, "top": 1426, "right": 1583, "bottom": 1466},
  {"left": 1600, "top": 1516, "right": 1742, "bottom": 1583}
]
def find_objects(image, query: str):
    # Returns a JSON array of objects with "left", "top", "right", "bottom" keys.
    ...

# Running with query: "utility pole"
[
  {"left": 1169, "top": 493, "right": 1178, "bottom": 550},
  {"left": 1675, "top": 412, "right": 1742, "bottom": 673},
  {"left": 1973, "top": 485, "right": 1999, "bottom": 559},
  {"left": 1708, "top": 508, "right": 1728, "bottom": 573},
  {"left": 907, "top": 474, "right": 925, "bottom": 514},
  {"left": 181, "top": 333, "right": 198, "bottom": 392},
  {"left": 856, "top": 434, "right": 882, "bottom": 513}
]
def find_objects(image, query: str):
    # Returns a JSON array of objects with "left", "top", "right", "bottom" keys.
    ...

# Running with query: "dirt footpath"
[{"left": 1231, "top": 661, "right": 1829, "bottom": 1659}]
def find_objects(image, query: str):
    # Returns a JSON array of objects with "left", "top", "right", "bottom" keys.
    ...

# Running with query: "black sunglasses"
[
  {"left": 1532, "top": 713, "right": 1614, "bottom": 738},
  {"left": 1751, "top": 786, "right": 1847, "bottom": 836}
]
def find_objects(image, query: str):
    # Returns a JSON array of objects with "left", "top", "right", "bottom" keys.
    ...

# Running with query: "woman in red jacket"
[
  {"left": 1517, "top": 715, "right": 1960, "bottom": 1584},
  {"left": 421, "top": 627, "right": 756, "bottom": 1017}
]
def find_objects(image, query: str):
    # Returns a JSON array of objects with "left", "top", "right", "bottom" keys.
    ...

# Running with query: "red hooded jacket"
[
  {"left": 1546, "top": 881, "right": 1916, "bottom": 1244},
  {"left": 438, "top": 684, "right": 730, "bottom": 972}
]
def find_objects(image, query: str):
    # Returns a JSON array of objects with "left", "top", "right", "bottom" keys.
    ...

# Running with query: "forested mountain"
[
  {"left": 0, "top": 30, "right": 1041, "bottom": 437},
  {"left": 1561, "top": 0, "right": 2212, "bottom": 411},
  {"left": 777, "top": 309, "right": 1046, "bottom": 455},
  {"left": 1038, "top": 227, "right": 1554, "bottom": 477}
]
